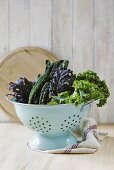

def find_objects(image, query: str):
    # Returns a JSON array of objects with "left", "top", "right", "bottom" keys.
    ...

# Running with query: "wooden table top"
[{"left": 0, "top": 123, "right": 114, "bottom": 170}]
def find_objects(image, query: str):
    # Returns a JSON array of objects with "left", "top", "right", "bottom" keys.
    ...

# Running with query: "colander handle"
[
  {"left": 80, "top": 101, "right": 92, "bottom": 112},
  {"left": 5, "top": 94, "right": 13, "bottom": 102}
]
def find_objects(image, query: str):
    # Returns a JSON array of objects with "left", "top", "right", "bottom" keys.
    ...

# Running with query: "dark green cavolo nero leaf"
[
  {"left": 39, "top": 82, "right": 50, "bottom": 104},
  {"left": 28, "top": 60, "right": 67, "bottom": 104}
]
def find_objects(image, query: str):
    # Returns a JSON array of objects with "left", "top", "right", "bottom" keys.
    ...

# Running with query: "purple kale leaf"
[
  {"left": 8, "top": 77, "right": 33, "bottom": 103},
  {"left": 49, "top": 68, "right": 75, "bottom": 96}
]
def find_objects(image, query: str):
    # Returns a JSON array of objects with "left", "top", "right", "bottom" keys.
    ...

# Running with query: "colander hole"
[
  {"left": 66, "top": 126, "right": 68, "bottom": 128},
  {"left": 49, "top": 125, "right": 51, "bottom": 126},
  {"left": 61, "top": 128, "right": 63, "bottom": 129},
  {"left": 72, "top": 120, "right": 74, "bottom": 121},
  {"left": 61, "top": 124, "right": 63, "bottom": 126},
  {"left": 69, "top": 117, "right": 71, "bottom": 119},
  {"left": 69, "top": 127, "right": 71, "bottom": 129},
  {"left": 40, "top": 128, "right": 42, "bottom": 130},
  {"left": 29, "top": 120, "right": 31, "bottom": 122},
  {"left": 73, "top": 125, "right": 75, "bottom": 127},
  {"left": 79, "top": 117, "right": 81, "bottom": 120},
  {"left": 37, "top": 121, "right": 39, "bottom": 123},
  {"left": 68, "top": 122, "right": 70, "bottom": 124},
  {"left": 32, "top": 117, "right": 34, "bottom": 119},
  {"left": 41, "top": 118, "right": 43, "bottom": 120},
  {"left": 47, "top": 131, "right": 49, "bottom": 132},
  {"left": 37, "top": 130, "right": 39, "bottom": 131},
  {"left": 49, "top": 128, "right": 51, "bottom": 130},
  {"left": 75, "top": 121, "right": 77, "bottom": 123},
  {"left": 36, "top": 117, "right": 38, "bottom": 118},
  {"left": 46, "top": 121, "right": 48, "bottom": 123},
  {"left": 42, "top": 123, "right": 44, "bottom": 125},
  {"left": 64, "top": 120, "right": 66, "bottom": 122},
  {"left": 35, "top": 126, "right": 37, "bottom": 128},
  {"left": 77, "top": 115, "right": 79, "bottom": 117},
  {"left": 32, "top": 127, "right": 34, "bottom": 129},
  {"left": 39, "top": 125, "right": 41, "bottom": 127},
  {"left": 42, "top": 131, "right": 44, "bottom": 133},
  {"left": 29, "top": 124, "right": 31, "bottom": 125},
  {"left": 73, "top": 115, "right": 76, "bottom": 117},
  {"left": 79, "top": 121, "right": 80, "bottom": 123},
  {"left": 63, "top": 130, "right": 65, "bottom": 131},
  {"left": 71, "top": 124, "right": 72, "bottom": 125},
  {"left": 44, "top": 127, "right": 46, "bottom": 128},
  {"left": 34, "top": 123, "right": 36, "bottom": 125}
]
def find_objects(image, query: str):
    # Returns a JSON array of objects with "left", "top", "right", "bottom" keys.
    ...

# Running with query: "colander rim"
[{"left": 5, "top": 94, "right": 91, "bottom": 108}]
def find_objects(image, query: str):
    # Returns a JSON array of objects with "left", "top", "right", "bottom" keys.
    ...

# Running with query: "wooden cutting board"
[{"left": 0, "top": 47, "right": 57, "bottom": 122}]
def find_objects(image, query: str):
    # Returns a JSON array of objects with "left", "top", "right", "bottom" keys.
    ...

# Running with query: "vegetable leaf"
[
  {"left": 48, "top": 70, "right": 110, "bottom": 107},
  {"left": 8, "top": 77, "right": 33, "bottom": 103}
]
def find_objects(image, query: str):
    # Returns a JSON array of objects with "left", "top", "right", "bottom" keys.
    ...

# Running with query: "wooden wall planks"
[
  {"left": 73, "top": 0, "right": 94, "bottom": 73},
  {"left": 93, "top": 0, "right": 114, "bottom": 123},
  {"left": 30, "top": 0, "right": 52, "bottom": 50},
  {"left": 9, "top": 0, "right": 30, "bottom": 50},
  {"left": 73, "top": 0, "right": 94, "bottom": 117},
  {"left": 52, "top": 0, "right": 73, "bottom": 69},
  {"left": 0, "top": 0, "right": 114, "bottom": 123},
  {"left": 0, "top": 0, "right": 9, "bottom": 57}
]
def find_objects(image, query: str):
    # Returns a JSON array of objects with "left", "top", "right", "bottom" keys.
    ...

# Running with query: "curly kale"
[
  {"left": 76, "top": 70, "right": 110, "bottom": 106},
  {"left": 70, "top": 80, "right": 106, "bottom": 107},
  {"left": 76, "top": 70, "right": 100, "bottom": 84},
  {"left": 8, "top": 77, "right": 33, "bottom": 103},
  {"left": 48, "top": 91, "right": 71, "bottom": 105},
  {"left": 49, "top": 70, "right": 110, "bottom": 107},
  {"left": 49, "top": 80, "right": 99, "bottom": 106}
]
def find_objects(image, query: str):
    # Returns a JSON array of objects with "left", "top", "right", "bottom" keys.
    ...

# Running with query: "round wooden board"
[{"left": 0, "top": 47, "right": 57, "bottom": 122}]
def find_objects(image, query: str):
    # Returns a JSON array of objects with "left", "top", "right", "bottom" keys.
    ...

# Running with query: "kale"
[
  {"left": 49, "top": 70, "right": 110, "bottom": 107},
  {"left": 49, "top": 68, "right": 75, "bottom": 97},
  {"left": 8, "top": 77, "right": 33, "bottom": 103},
  {"left": 76, "top": 70, "right": 110, "bottom": 107},
  {"left": 7, "top": 62, "right": 110, "bottom": 107}
]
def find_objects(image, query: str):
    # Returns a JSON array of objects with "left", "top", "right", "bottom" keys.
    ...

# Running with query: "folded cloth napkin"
[{"left": 44, "top": 118, "right": 108, "bottom": 154}]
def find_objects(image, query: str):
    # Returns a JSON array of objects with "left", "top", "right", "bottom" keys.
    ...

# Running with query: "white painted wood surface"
[
  {"left": 52, "top": 0, "right": 73, "bottom": 69},
  {"left": 0, "top": 0, "right": 114, "bottom": 123},
  {"left": 0, "top": 0, "right": 9, "bottom": 56},
  {"left": 9, "top": 0, "right": 30, "bottom": 50},
  {"left": 30, "top": 0, "right": 52, "bottom": 50},
  {"left": 93, "top": 0, "right": 114, "bottom": 123},
  {"left": 73, "top": 0, "right": 94, "bottom": 73}
]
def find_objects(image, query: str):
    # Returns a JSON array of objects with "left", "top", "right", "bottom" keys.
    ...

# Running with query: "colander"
[{"left": 6, "top": 95, "right": 91, "bottom": 151}]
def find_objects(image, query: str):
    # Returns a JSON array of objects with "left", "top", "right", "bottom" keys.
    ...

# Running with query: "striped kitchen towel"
[{"left": 45, "top": 118, "right": 107, "bottom": 154}]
